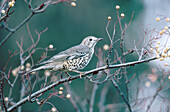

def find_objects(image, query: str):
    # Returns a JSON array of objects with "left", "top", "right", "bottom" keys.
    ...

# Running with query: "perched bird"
[{"left": 26, "top": 36, "right": 102, "bottom": 75}]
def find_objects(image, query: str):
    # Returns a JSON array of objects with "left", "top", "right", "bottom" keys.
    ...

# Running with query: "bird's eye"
[{"left": 89, "top": 39, "right": 92, "bottom": 41}]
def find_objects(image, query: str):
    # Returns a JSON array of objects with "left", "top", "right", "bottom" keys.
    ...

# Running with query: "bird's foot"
[
  {"left": 79, "top": 72, "right": 85, "bottom": 79},
  {"left": 71, "top": 70, "right": 85, "bottom": 79},
  {"left": 67, "top": 76, "right": 71, "bottom": 80},
  {"left": 65, "top": 72, "right": 72, "bottom": 79}
]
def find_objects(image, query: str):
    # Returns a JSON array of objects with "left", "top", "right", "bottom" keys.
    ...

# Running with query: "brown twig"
[
  {"left": 64, "top": 82, "right": 81, "bottom": 112},
  {"left": 0, "top": 0, "right": 69, "bottom": 47},
  {"left": 146, "top": 70, "right": 167, "bottom": 112},
  {"left": 0, "top": 80, "right": 7, "bottom": 112},
  {"left": 110, "top": 76, "right": 132, "bottom": 112}
]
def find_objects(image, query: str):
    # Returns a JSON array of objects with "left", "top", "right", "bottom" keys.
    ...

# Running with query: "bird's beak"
[{"left": 97, "top": 38, "right": 103, "bottom": 41}]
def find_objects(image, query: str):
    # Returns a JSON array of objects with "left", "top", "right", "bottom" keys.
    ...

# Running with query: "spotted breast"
[{"left": 62, "top": 50, "right": 93, "bottom": 71}]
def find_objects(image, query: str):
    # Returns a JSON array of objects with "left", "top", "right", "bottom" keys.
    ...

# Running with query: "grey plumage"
[{"left": 26, "top": 36, "right": 102, "bottom": 75}]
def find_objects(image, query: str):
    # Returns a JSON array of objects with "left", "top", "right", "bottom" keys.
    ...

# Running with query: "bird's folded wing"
[{"left": 39, "top": 45, "right": 90, "bottom": 65}]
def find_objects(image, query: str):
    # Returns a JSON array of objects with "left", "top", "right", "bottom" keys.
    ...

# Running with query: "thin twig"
[
  {"left": 146, "top": 71, "right": 165, "bottom": 112},
  {"left": 0, "top": 12, "right": 34, "bottom": 47},
  {"left": 110, "top": 77, "right": 132, "bottom": 112},
  {"left": 0, "top": 0, "right": 68, "bottom": 47},
  {"left": 64, "top": 83, "right": 80, "bottom": 112},
  {"left": 89, "top": 84, "right": 98, "bottom": 112},
  {"left": 98, "top": 82, "right": 110, "bottom": 112},
  {"left": 0, "top": 80, "right": 8, "bottom": 112}
]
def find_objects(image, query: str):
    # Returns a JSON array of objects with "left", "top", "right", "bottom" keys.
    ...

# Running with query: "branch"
[
  {"left": 146, "top": 71, "right": 166, "bottom": 112},
  {"left": 110, "top": 77, "right": 132, "bottom": 112},
  {"left": 64, "top": 82, "right": 80, "bottom": 112},
  {"left": 0, "top": 0, "right": 68, "bottom": 47},
  {"left": 0, "top": 80, "right": 7, "bottom": 112},
  {"left": 0, "top": 12, "right": 34, "bottom": 47},
  {"left": 89, "top": 83, "right": 98, "bottom": 112},
  {"left": 7, "top": 56, "right": 158, "bottom": 111}
]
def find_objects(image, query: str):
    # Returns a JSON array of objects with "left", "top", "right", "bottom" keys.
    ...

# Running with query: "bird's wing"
[
  {"left": 52, "top": 45, "right": 90, "bottom": 61},
  {"left": 40, "top": 45, "right": 90, "bottom": 65}
]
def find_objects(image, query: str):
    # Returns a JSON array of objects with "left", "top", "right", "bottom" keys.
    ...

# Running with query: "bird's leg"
[
  {"left": 60, "top": 73, "right": 63, "bottom": 79},
  {"left": 71, "top": 70, "right": 85, "bottom": 79},
  {"left": 65, "top": 72, "right": 72, "bottom": 79},
  {"left": 56, "top": 71, "right": 63, "bottom": 80}
]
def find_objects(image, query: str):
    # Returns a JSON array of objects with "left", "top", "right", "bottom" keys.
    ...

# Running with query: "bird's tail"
[
  {"left": 24, "top": 65, "right": 47, "bottom": 75},
  {"left": 25, "top": 63, "right": 62, "bottom": 75}
]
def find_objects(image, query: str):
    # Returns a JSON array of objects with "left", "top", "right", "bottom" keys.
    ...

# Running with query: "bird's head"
[{"left": 80, "top": 36, "right": 103, "bottom": 48}]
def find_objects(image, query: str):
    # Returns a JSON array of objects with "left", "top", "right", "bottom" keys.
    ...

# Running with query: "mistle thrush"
[{"left": 27, "top": 36, "right": 102, "bottom": 74}]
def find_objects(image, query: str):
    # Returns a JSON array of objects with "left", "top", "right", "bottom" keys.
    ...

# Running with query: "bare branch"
[
  {"left": 7, "top": 56, "right": 157, "bottom": 111},
  {"left": 0, "top": 0, "right": 68, "bottom": 47}
]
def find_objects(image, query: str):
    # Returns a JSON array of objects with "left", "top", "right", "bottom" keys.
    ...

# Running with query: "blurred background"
[{"left": 0, "top": 0, "right": 170, "bottom": 112}]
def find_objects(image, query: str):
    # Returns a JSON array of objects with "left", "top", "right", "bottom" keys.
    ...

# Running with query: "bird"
[{"left": 26, "top": 36, "right": 103, "bottom": 76}]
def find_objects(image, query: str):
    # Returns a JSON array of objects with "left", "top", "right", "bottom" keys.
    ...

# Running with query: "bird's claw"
[
  {"left": 71, "top": 70, "right": 85, "bottom": 79},
  {"left": 79, "top": 72, "right": 85, "bottom": 79},
  {"left": 67, "top": 76, "right": 71, "bottom": 80}
]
